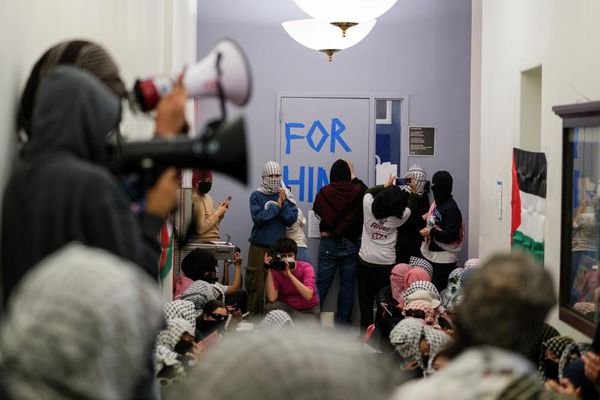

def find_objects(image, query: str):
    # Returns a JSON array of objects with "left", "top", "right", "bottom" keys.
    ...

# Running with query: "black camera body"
[{"left": 265, "top": 252, "right": 295, "bottom": 271}]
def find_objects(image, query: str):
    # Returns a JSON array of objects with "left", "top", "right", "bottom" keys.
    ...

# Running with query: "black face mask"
[
  {"left": 174, "top": 339, "right": 194, "bottom": 355},
  {"left": 202, "top": 272, "right": 218, "bottom": 284},
  {"left": 543, "top": 359, "right": 559, "bottom": 381},
  {"left": 197, "top": 319, "right": 225, "bottom": 334},
  {"left": 196, "top": 182, "right": 212, "bottom": 194}
]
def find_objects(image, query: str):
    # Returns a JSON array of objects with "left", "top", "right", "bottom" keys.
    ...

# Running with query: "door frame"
[{"left": 275, "top": 92, "right": 410, "bottom": 186}]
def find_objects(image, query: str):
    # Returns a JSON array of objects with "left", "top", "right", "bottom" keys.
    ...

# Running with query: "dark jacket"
[
  {"left": 1, "top": 66, "right": 163, "bottom": 303},
  {"left": 428, "top": 197, "right": 462, "bottom": 252}
]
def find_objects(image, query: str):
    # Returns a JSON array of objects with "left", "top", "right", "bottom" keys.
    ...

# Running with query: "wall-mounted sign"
[{"left": 409, "top": 126, "right": 435, "bottom": 156}]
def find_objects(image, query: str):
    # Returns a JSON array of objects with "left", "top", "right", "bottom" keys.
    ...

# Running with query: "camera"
[
  {"left": 265, "top": 252, "right": 295, "bottom": 271},
  {"left": 396, "top": 177, "right": 411, "bottom": 186}
]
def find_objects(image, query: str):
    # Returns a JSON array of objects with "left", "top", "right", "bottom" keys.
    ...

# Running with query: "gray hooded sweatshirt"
[{"left": 1, "top": 66, "right": 163, "bottom": 303}]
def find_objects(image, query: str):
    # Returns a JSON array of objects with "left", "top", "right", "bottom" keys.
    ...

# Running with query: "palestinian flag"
[
  {"left": 511, "top": 148, "right": 547, "bottom": 262},
  {"left": 159, "top": 220, "right": 174, "bottom": 301}
]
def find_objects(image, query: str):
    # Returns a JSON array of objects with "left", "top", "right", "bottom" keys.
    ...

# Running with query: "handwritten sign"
[{"left": 283, "top": 118, "right": 352, "bottom": 203}]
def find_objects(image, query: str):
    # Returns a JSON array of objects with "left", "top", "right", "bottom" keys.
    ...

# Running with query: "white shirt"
[{"left": 358, "top": 193, "right": 410, "bottom": 265}]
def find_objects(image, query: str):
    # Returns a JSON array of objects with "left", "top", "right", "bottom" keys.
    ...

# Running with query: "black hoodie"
[{"left": 1, "top": 66, "right": 163, "bottom": 303}]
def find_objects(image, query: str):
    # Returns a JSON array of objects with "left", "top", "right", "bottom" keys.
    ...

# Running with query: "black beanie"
[
  {"left": 330, "top": 159, "right": 351, "bottom": 183},
  {"left": 181, "top": 249, "right": 217, "bottom": 281}
]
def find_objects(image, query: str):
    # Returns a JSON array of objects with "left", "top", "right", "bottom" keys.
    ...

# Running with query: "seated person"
[
  {"left": 175, "top": 248, "right": 246, "bottom": 312},
  {"left": 195, "top": 299, "right": 228, "bottom": 341},
  {"left": 264, "top": 238, "right": 320, "bottom": 323}
]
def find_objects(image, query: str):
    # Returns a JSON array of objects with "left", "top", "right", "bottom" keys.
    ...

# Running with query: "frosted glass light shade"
[
  {"left": 293, "top": 0, "right": 397, "bottom": 23},
  {"left": 282, "top": 19, "right": 376, "bottom": 51}
]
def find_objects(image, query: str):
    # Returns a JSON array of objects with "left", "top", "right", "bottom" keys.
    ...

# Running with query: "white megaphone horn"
[{"left": 131, "top": 38, "right": 252, "bottom": 112}]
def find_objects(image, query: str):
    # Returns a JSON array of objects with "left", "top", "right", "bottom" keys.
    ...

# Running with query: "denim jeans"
[{"left": 316, "top": 237, "right": 360, "bottom": 325}]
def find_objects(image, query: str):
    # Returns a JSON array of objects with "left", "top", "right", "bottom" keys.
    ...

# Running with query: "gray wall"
[{"left": 196, "top": 0, "right": 472, "bottom": 264}]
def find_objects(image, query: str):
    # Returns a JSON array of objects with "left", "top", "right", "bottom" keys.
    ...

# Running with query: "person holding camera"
[
  {"left": 264, "top": 238, "right": 320, "bottom": 323},
  {"left": 246, "top": 161, "right": 298, "bottom": 315},
  {"left": 357, "top": 174, "right": 419, "bottom": 331},
  {"left": 2, "top": 40, "right": 185, "bottom": 304}
]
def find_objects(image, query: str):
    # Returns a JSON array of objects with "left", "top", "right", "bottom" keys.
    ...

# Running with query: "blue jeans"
[{"left": 316, "top": 237, "right": 360, "bottom": 325}]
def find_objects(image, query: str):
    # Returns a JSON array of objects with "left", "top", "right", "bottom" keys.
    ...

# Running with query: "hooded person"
[
  {"left": 373, "top": 164, "right": 431, "bottom": 264},
  {"left": 246, "top": 161, "right": 298, "bottom": 315},
  {"left": 167, "top": 326, "right": 404, "bottom": 400},
  {"left": 191, "top": 168, "right": 230, "bottom": 241},
  {"left": 392, "top": 253, "right": 557, "bottom": 399},
  {"left": 2, "top": 46, "right": 183, "bottom": 303},
  {"left": 0, "top": 244, "right": 163, "bottom": 400},
  {"left": 313, "top": 159, "right": 367, "bottom": 325},
  {"left": 419, "top": 171, "right": 464, "bottom": 291}
]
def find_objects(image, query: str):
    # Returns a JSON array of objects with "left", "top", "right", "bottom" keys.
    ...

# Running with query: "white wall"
[
  {"left": 0, "top": 0, "right": 197, "bottom": 301},
  {"left": 478, "top": 0, "right": 600, "bottom": 340}
]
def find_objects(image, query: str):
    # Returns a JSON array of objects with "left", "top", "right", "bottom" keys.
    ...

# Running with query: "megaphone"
[
  {"left": 107, "top": 116, "right": 248, "bottom": 185},
  {"left": 131, "top": 38, "right": 252, "bottom": 112}
]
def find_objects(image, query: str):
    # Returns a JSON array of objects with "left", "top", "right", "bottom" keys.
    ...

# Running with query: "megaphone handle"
[{"left": 215, "top": 52, "right": 227, "bottom": 122}]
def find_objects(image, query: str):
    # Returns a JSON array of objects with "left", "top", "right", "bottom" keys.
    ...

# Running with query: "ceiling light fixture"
[
  {"left": 282, "top": 19, "right": 377, "bottom": 61},
  {"left": 293, "top": 0, "right": 397, "bottom": 36}
]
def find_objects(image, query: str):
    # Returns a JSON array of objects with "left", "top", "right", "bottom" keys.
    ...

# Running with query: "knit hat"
[
  {"left": 457, "top": 253, "right": 556, "bottom": 355},
  {"left": 330, "top": 159, "right": 351, "bottom": 183},
  {"left": 19, "top": 40, "right": 125, "bottom": 140},
  {"left": 181, "top": 249, "right": 218, "bottom": 281},
  {"left": 172, "top": 327, "right": 404, "bottom": 400}
]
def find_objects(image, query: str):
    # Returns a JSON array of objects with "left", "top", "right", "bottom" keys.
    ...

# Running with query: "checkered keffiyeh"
[
  {"left": 404, "top": 164, "right": 427, "bottom": 196},
  {"left": 559, "top": 342, "right": 592, "bottom": 381},
  {"left": 164, "top": 300, "right": 196, "bottom": 331},
  {"left": 390, "top": 263, "right": 412, "bottom": 304},
  {"left": 157, "top": 318, "right": 194, "bottom": 350},
  {"left": 389, "top": 319, "right": 425, "bottom": 361},
  {"left": 448, "top": 267, "right": 464, "bottom": 283},
  {"left": 441, "top": 268, "right": 465, "bottom": 310},
  {"left": 181, "top": 280, "right": 217, "bottom": 313},
  {"left": 423, "top": 326, "right": 451, "bottom": 374},
  {"left": 259, "top": 310, "right": 294, "bottom": 330},
  {"left": 409, "top": 256, "right": 433, "bottom": 278},
  {"left": 154, "top": 318, "right": 193, "bottom": 375},
  {"left": 538, "top": 336, "right": 574, "bottom": 380},
  {"left": 0, "top": 244, "right": 163, "bottom": 400},
  {"left": 174, "top": 327, "right": 403, "bottom": 400},
  {"left": 257, "top": 160, "right": 282, "bottom": 195},
  {"left": 402, "top": 281, "right": 441, "bottom": 304}
]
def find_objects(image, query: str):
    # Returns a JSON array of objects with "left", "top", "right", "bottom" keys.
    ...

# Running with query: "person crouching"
[{"left": 264, "top": 238, "right": 320, "bottom": 324}]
